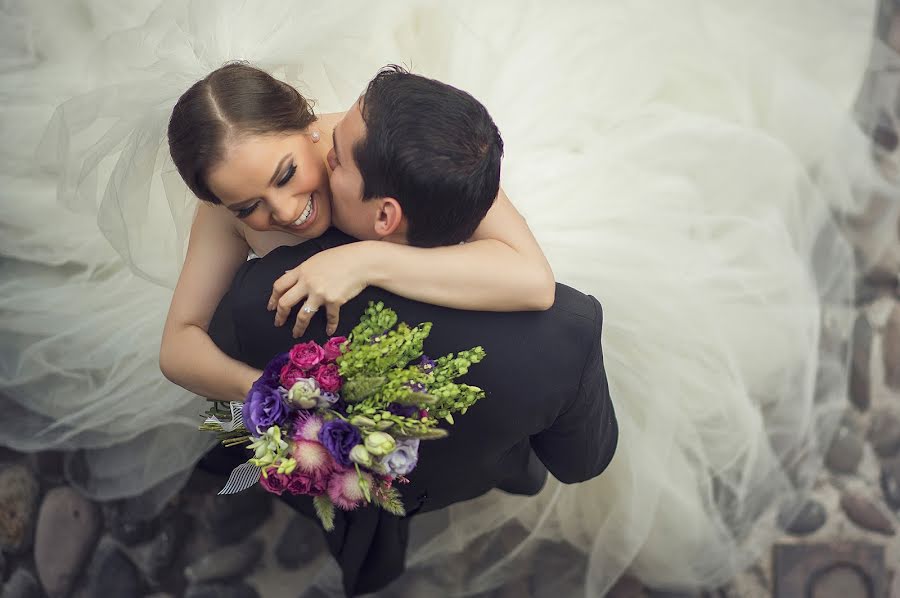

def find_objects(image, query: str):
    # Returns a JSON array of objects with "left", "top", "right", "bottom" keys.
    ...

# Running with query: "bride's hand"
[{"left": 268, "top": 243, "right": 370, "bottom": 338}]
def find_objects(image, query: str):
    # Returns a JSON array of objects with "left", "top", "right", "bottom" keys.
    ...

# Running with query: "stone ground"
[{"left": 4, "top": 4, "right": 900, "bottom": 598}]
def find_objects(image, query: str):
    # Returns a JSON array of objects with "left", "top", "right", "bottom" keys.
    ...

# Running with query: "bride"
[
  {"left": 161, "top": 61, "right": 554, "bottom": 405},
  {"left": 0, "top": 0, "right": 891, "bottom": 595}
]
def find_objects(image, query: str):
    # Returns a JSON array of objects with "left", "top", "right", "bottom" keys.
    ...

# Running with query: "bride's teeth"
[{"left": 291, "top": 196, "right": 314, "bottom": 226}]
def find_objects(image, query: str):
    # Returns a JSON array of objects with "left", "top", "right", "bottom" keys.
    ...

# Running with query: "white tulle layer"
[{"left": 0, "top": 0, "right": 894, "bottom": 595}]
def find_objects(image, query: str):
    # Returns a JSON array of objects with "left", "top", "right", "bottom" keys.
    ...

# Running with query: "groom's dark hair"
[{"left": 355, "top": 65, "right": 503, "bottom": 247}]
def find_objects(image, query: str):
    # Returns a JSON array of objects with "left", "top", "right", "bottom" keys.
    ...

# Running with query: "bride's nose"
[{"left": 269, "top": 195, "right": 298, "bottom": 226}]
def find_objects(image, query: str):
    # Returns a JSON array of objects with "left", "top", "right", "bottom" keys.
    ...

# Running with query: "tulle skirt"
[{"left": 1, "top": 0, "right": 896, "bottom": 595}]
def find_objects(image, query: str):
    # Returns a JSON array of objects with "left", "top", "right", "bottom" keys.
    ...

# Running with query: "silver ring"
[{"left": 302, "top": 306, "right": 317, "bottom": 314}]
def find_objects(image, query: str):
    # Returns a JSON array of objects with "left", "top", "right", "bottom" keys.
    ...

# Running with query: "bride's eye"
[
  {"left": 277, "top": 163, "right": 297, "bottom": 187},
  {"left": 236, "top": 202, "right": 259, "bottom": 219}
]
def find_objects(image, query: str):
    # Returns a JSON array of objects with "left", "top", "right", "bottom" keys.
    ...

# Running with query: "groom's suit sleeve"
[
  {"left": 206, "top": 281, "right": 242, "bottom": 360},
  {"left": 530, "top": 297, "right": 618, "bottom": 484}
]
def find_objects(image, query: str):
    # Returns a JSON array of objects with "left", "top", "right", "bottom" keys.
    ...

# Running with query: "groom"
[{"left": 205, "top": 67, "right": 618, "bottom": 596}]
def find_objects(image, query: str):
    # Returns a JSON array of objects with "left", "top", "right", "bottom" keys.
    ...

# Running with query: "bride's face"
[{"left": 206, "top": 132, "right": 332, "bottom": 239}]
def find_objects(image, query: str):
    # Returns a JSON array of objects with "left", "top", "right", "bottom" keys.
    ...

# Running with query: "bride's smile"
[
  {"left": 288, "top": 193, "right": 315, "bottom": 229},
  {"left": 206, "top": 131, "right": 333, "bottom": 239}
]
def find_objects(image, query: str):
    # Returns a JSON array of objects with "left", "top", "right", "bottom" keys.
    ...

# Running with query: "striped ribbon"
[
  {"left": 204, "top": 401, "right": 245, "bottom": 432},
  {"left": 218, "top": 462, "right": 262, "bottom": 495}
]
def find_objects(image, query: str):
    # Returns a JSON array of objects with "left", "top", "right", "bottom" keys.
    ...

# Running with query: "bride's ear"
[{"left": 374, "top": 197, "right": 405, "bottom": 237}]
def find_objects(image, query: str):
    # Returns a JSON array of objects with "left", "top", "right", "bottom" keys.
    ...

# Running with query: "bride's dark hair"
[{"left": 168, "top": 62, "right": 316, "bottom": 204}]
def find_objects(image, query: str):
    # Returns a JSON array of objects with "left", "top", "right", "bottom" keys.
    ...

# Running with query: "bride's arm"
[
  {"left": 159, "top": 201, "right": 262, "bottom": 402},
  {"left": 365, "top": 189, "right": 554, "bottom": 308},
  {"left": 272, "top": 189, "right": 555, "bottom": 337}
]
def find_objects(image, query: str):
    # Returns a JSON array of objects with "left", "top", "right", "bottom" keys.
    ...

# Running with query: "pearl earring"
[{"left": 310, "top": 131, "right": 320, "bottom": 142}]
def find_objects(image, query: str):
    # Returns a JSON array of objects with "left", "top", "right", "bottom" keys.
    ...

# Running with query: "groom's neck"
[{"left": 380, "top": 231, "right": 409, "bottom": 245}]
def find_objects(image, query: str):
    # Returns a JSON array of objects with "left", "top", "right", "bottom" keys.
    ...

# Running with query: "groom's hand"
[{"left": 268, "top": 243, "right": 370, "bottom": 337}]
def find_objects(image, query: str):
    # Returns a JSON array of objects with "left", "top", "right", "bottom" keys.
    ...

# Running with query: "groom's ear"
[{"left": 373, "top": 197, "right": 406, "bottom": 239}]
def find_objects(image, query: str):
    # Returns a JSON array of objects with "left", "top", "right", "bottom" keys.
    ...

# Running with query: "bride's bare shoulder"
[{"left": 196, "top": 200, "right": 243, "bottom": 238}]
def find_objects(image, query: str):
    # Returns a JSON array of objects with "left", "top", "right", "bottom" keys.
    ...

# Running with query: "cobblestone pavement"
[{"left": 3, "top": 4, "right": 900, "bottom": 598}]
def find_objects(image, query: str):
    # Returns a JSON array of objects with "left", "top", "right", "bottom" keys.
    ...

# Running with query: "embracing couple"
[{"left": 162, "top": 63, "right": 617, "bottom": 595}]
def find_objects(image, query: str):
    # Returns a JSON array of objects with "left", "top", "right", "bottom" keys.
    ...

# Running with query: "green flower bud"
[
  {"left": 288, "top": 379, "right": 319, "bottom": 409},
  {"left": 356, "top": 468, "right": 373, "bottom": 503},
  {"left": 267, "top": 425, "right": 284, "bottom": 444},
  {"left": 418, "top": 428, "right": 448, "bottom": 440},
  {"left": 250, "top": 454, "right": 276, "bottom": 468},
  {"left": 364, "top": 431, "right": 396, "bottom": 456},
  {"left": 276, "top": 457, "right": 297, "bottom": 475},
  {"left": 248, "top": 425, "right": 289, "bottom": 466},
  {"left": 349, "top": 444, "right": 373, "bottom": 467}
]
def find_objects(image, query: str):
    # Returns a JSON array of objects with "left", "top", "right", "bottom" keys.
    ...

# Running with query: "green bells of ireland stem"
[
  {"left": 350, "top": 415, "right": 377, "bottom": 428},
  {"left": 364, "top": 431, "right": 396, "bottom": 456}
]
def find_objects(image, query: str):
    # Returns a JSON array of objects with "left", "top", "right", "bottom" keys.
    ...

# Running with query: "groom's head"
[{"left": 327, "top": 65, "right": 503, "bottom": 247}]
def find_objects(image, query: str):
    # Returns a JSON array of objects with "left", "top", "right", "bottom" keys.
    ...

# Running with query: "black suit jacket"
[{"left": 205, "top": 229, "right": 617, "bottom": 596}]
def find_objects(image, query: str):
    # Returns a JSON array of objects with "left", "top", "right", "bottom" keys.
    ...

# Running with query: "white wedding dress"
[{"left": 1, "top": 0, "right": 895, "bottom": 595}]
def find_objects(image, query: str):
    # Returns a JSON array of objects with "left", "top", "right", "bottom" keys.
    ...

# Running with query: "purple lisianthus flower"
[
  {"left": 316, "top": 392, "right": 341, "bottom": 409},
  {"left": 417, "top": 355, "right": 436, "bottom": 372},
  {"left": 242, "top": 380, "right": 288, "bottom": 436},
  {"left": 388, "top": 403, "right": 419, "bottom": 418},
  {"left": 331, "top": 398, "right": 349, "bottom": 415},
  {"left": 320, "top": 392, "right": 340, "bottom": 404},
  {"left": 260, "top": 353, "right": 290, "bottom": 387},
  {"left": 318, "top": 420, "right": 361, "bottom": 468},
  {"left": 406, "top": 381, "right": 427, "bottom": 394},
  {"left": 382, "top": 439, "right": 420, "bottom": 477}
]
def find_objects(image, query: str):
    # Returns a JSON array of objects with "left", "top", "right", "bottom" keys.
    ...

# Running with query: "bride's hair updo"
[{"left": 168, "top": 62, "right": 316, "bottom": 204}]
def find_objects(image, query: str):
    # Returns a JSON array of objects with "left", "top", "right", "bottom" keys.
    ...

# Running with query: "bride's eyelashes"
[
  {"left": 235, "top": 202, "right": 259, "bottom": 219},
  {"left": 234, "top": 162, "right": 297, "bottom": 219},
  {"left": 277, "top": 163, "right": 297, "bottom": 187}
]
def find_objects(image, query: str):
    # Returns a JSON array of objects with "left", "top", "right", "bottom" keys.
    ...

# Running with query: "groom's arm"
[
  {"left": 206, "top": 283, "right": 241, "bottom": 361},
  {"left": 530, "top": 298, "right": 618, "bottom": 484}
]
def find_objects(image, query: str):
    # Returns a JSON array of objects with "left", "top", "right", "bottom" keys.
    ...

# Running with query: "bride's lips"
[{"left": 286, "top": 192, "right": 318, "bottom": 232}]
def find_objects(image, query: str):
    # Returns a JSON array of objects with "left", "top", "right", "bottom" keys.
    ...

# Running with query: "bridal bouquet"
[{"left": 200, "top": 301, "right": 486, "bottom": 530}]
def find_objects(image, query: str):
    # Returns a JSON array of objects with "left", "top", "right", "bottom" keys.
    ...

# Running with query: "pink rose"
[
  {"left": 327, "top": 468, "right": 372, "bottom": 511},
  {"left": 289, "top": 341, "right": 325, "bottom": 371},
  {"left": 314, "top": 363, "right": 343, "bottom": 393},
  {"left": 323, "top": 336, "right": 348, "bottom": 361},
  {"left": 280, "top": 362, "right": 307, "bottom": 389},
  {"left": 285, "top": 470, "right": 329, "bottom": 496},
  {"left": 259, "top": 471, "right": 291, "bottom": 496}
]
